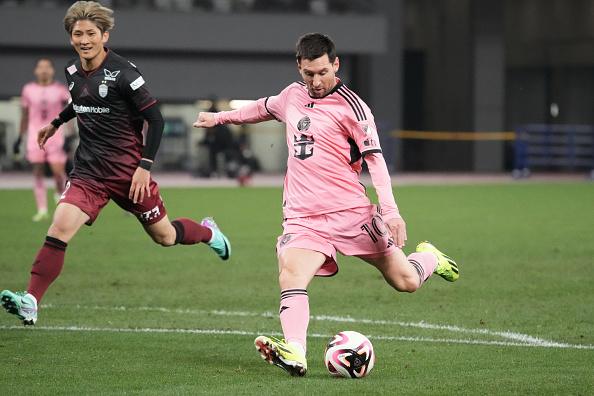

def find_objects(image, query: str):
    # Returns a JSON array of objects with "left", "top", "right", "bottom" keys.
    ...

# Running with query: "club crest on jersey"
[
  {"left": 98, "top": 83, "right": 108, "bottom": 98},
  {"left": 361, "top": 124, "right": 372, "bottom": 136},
  {"left": 103, "top": 69, "right": 120, "bottom": 81},
  {"left": 297, "top": 116, "right": 311, "bottom": 132},
  {"left": 293, "top": 134, "right": 314, "bottom": 160}
]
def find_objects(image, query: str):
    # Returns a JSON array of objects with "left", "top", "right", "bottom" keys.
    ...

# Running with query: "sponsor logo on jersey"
[
  {"left": 98, "top": 83, "right": 108, "bottom": 98},
  {"left": 297, "top": 115, "right": 311, "bottom": 132},
  {"left": 130, "top": 76, "right": 145, "bottom": 91},
  {"left": 103, "top": 69, "right": 120, "bottom": 81},
  {"left": 73, "top": 104, "right": 110, "bottom": 114},
  {"left": 293, "top": 134, "right": 314, "bottom": 160},
  {"left": 68, "top": 82, "right": 74, "bottom": 91},
  {"left": 67, "top": 64, "right": 77, "bottom": 75}
]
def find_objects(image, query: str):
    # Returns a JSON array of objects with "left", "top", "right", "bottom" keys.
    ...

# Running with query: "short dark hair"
[{"left": 296, "top": 33, "right": 336, "bottom": 63}]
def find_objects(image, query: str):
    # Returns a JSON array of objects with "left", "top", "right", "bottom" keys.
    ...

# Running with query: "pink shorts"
[
  {"left": 27, "top": 138, "right": 67, "bottom": 164},
  {"left": 276, "top": 205, "right": 397, "bottom": 277},
  {"left": 59, "top": 177, "right": 167, "bottom": 226}
]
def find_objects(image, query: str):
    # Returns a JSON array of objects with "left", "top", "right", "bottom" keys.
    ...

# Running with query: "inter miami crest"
[{"left": 297, "top": 115, "right": 311, "bottom": 132}]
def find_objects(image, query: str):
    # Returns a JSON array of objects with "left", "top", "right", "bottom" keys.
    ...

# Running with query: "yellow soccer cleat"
[
  {"left": 254, "top": 336, "right": 307, "bottom": 377},
  {"left": 416, "top": 241, "right": 459, "bottom": 282}
]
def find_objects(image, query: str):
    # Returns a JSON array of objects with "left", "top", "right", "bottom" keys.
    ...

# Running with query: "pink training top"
[
  {"left": 21, "top": 81, "right": 70, "bottom": 146},
  {"left": 215, "top": 80, "right": 400, "bottom": 221}
]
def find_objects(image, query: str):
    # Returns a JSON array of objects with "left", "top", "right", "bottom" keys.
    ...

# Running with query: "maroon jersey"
[{"left": 65, "top": 49, "right": 156, "bottom": 181}]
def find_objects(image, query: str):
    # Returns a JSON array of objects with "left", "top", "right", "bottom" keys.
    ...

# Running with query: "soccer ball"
[{"left": 324, "top": 331, "right": 375, "bottom": 378}]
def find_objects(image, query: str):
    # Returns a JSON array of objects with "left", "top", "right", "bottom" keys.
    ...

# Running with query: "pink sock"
[
  {"left": 279, "top": 289, "right": 309, "bottom": 353},
  {"left": 33, "top": 175, "right": 47, "bottom": 212},
  {"left": 407, "top": 252, "right": 438, "bottom": 287}
]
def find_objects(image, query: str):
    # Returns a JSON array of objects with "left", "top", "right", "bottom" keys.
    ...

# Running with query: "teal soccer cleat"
[
  {"left": 1, "top": 290, "right": 38, "bottom": 325},
  {"left": 201, "top": 217, "right": 231, "bottom": 260}
]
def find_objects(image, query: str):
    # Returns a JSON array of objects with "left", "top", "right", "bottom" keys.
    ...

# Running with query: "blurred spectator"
[{"left": 199, "top": 103, "right": 235, "bottom": 177}]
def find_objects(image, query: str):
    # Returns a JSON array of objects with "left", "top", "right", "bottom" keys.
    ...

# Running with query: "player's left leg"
[
  {"left": 123, "top": 178, "right": 230, "bottom": 259},
  {"left": 255, "top": 247, "right": 326, "bottom": 377}
]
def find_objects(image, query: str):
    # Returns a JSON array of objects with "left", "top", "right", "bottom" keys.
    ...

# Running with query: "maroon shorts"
[{"left": 59, "top": 177, "right": 167, "bottom": 225}]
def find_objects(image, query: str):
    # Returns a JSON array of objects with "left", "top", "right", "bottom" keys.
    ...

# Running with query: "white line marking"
[
  {"left": 1, "top": 325, "right": 593, "bottom": 350},
  {"left": 40, "top": 303, "right": 593, "bottom": 349}
]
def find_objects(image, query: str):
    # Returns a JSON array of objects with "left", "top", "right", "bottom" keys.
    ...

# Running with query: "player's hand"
[
  {"left": 385, "top": 217, "right": 407, "bottom": 248},
  {"left": 37, "top": 124, "right": 57, "bottom": 149},
  {"left": 129, "top": 167, "right": 151, "bottom": 204},
  {"left": 193, "top": 112, "right": 216, "bottom": 128},
  {"left": 12, "top": 135, "right": 22, "bottom": 154}
]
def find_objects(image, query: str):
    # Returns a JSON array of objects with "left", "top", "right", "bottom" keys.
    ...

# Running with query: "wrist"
[
  {"left": 139, "top": 158, "right": 153, "bottom": 171},
  {"left": 50, "top": 118, "right": 63, "bottom": 129}
]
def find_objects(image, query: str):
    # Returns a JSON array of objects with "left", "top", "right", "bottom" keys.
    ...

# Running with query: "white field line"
[
  {"left": 38, "top": 303, "right": 594, "bottom": 350},
  {"left": 1, "top": 325, "right": 593, "bottom": 350}
]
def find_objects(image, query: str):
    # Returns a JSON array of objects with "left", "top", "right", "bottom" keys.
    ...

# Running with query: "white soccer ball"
[{"left": 324, "top": 331, "right": 375, "bottom": 378}]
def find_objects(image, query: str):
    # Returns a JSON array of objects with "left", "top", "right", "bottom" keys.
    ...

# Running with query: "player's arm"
[
  {"left": 128, "top": 103, "right": 164, "bottom": 204},
  {"left": 14, "top": 107, "right": 28, "bottom": 154},
  {"left": 365, "top": 153, "right": 406, "bottom": 247},
  {"left": 348, "top": 108, "right": 406, "bottom": 247},
  {"left": 193, "top": 98, "right": 276, "bottom": 129},
  {"left": 38, "top": 102, "right": 76, "bottom": 149}
]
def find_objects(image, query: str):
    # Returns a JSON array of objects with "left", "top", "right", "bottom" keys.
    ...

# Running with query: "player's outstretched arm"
[{"left": 193, "top": 112, "right": 216, "bottom": 128}]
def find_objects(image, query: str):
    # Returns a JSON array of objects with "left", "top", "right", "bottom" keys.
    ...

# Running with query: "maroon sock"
[
  {"left": 171, "top": 218, "right": 212, "bottom": 245},
  {"left": 27, "top": 236, "right": 67, "bottom": 302}
]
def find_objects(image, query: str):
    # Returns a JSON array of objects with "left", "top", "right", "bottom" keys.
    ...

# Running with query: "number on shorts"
[{"left": 361, "top": 215, "right": 388, "bottom": 243}]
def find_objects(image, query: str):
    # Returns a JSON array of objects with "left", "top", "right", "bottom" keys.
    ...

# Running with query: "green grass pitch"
[{"left": 1, "top": 182, "right": 593, "bottom": 395}]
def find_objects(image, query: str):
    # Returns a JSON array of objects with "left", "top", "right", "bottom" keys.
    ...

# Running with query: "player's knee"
[
  {"left": 150, "top": 232, "right": 175, "bottom": 247},
  {"left": 388, "top": 276, "right": 419, "bottom": 293},
  {"left": 47, "top": 222, "right": 74, "bottom": 242},
  {"left": 278, "top": 264, "right": 302, "bottom": 288}
]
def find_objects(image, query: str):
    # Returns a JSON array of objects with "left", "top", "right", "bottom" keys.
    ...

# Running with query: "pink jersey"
[
  {"left": 215, "top": 80, "right": 399, "bottom": 220},
  {"left": 21, "top": 81, "right": 70, "bottom": 147}
]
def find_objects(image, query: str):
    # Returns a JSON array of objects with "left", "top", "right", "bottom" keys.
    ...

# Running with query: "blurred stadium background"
[{"left": 0, "top": 0, "right": 593, "bottom": 180}]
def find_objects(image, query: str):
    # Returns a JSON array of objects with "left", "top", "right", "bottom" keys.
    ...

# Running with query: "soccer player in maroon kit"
[{"left": 1, "top": 1, "right": 231, "bottom": 326}]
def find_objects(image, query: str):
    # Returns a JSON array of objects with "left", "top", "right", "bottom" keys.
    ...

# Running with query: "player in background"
[
  {"left": 1, "top": 1, "right": 231, "bottom": 326},
  {"left": 15, "top": 58, "right": 71, "bottom": 221},
  {"left": 194, "top": 33, "right": 459, "bottom": 376}
]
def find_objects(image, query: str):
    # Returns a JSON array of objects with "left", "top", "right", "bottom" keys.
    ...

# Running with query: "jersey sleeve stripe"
[
  {"left": 138, "top": 99, "right": 157, "bottom": 112},
  {"left": 362, "top": 148, "right": 383, "bottom": 156},
  {"left": 337, "top": 89, "right": 365, "bottom": 121},
  {"left": 264, "top": 97, "right": 280, "bottom": 121},
  {"left": 339, "top": 86, "right": 367, "bottom": 121}
]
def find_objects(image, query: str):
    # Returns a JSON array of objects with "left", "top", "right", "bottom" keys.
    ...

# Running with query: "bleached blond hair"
[{"left": 64, "top": 1, "right": 114, "bottom": 34}]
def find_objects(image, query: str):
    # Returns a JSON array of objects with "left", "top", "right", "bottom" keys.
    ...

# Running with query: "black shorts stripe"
[{"left": 338, "top": 86, "right": 367, "bottom": 121}]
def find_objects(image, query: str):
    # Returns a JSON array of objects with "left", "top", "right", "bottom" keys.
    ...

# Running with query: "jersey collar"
[
  {"left": 306, "top": 77, "right": 343, "bottom": 99},
  {"left": 78, "top": 47, "right": 111, "bottom": 77}
]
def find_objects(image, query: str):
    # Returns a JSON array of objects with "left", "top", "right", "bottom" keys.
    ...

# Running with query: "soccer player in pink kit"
[
  {"left": 15, "top": 58, "right": 70, "bottom": 221},
  {"left": 1, "top": 1, "right": 231, "bottom": 326},
  {"left": 194, "top": 33, "right": 459, "bottom": 376}
]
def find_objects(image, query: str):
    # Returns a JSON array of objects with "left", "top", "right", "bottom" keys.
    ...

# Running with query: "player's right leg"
[
  {"left": 1, "top": 202, "right": 89, "bottom": 325},
  {"left": 31, "top": 163, "right": 48, "bottom": 222},
  {"left": 255, "top": 246, "right": 327, "bottom": 377}
]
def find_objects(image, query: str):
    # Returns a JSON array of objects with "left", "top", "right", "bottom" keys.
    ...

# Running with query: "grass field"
[{"left": 1, "top": 182, "right": 593, "bottom": 395}]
